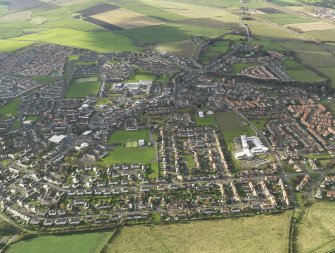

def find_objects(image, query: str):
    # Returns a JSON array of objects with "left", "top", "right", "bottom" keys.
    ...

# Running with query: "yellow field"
[
  {"left": 285, "top": 22, "right": 335, "bottom": 32},
  {"left": 0, "top": 11, "right": 32, "bottom": 22},
  {"left": 296, "top": 202, "right": 335, "bottom": 253},
  {"left": 91, "top": 8, "right": 164, "bottom": 29},
  {"left": 107, "top": 212, "right": 293, "bottom": 253},
  {"left": 142, "top": 0, "right": 239, "bottom": 22}
]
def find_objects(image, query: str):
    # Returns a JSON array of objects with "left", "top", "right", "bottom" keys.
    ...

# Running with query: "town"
[{"left": 0, "top": 37, "right": 334, "bottom": 234}]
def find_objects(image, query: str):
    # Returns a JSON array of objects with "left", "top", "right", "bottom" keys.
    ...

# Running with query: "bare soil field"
[{"left": 0, "top": 11, "right": 32, "bottom": 22}]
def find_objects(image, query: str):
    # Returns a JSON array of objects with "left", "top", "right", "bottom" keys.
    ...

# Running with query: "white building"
[{"left": 235, "top": 135, "right": 269, "bottom": 159}]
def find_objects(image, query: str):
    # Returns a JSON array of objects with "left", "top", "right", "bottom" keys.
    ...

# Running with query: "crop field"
[
  {"left": 285, "top": 22, "right": 335, "bottom": 32},
  {"left": 251, "top": 37, "right": 286, "bottom": 51},
  {"left": 118, "top": 24, "right": 189, "bottom": 44},
  {"left": 91, "top": 8, "right": 164, "bottom": 29},
  {"left": 200, "top": 41, "right": 230, "bottom": 64},
  {"left": 113, "top": 1, "right": 186, "bottom": 22},
  {"left": 107, "top": 211, "right": 293, "bottom": 253},
  {"left": 66, "top": 76, "right": 100, "bottom": 98},
  {"left": 296, "top": 202, "right": 335, "bottom": 253},
  {"left": 7, "top": 232, "right": 113, "bottom": 253},
  {"left": 108, "top": 129, "right": 149, "bottom": 144},
  {"left": 11, "top": 28, "right": 138, "bottom": 53},
  {"left": 308, "top": 29, "right": 335, "bottom": 42},
  {"left": 0, "top": 98, "right": 21, "bottom": 119},
  {"left": 0, "top": 10, "right": 32, "bottom": 22},
  {"left": 259, "top": 13, "right": 313, "bottom": 25},
  {"left": 142, "top": 0, "right": 239, "bottom": 22}
]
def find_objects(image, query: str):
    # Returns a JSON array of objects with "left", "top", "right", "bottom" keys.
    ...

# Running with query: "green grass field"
[
  {"left": 195, "top": 114, "right": 217, "bottom": 127},
  {"left": 108, "top": 129, "right": 149, "bottom": 144},
  {"left": 296, "top": 202, "right": 335, "bottom": 253},
  {"left": 320, "top": 99, "right": 335, "bottom": 114},
  {"left": 107, "top": 211, "right": 293, "bottom": 253},
  {"left": 101, "top": 146, "right": 156, "bottom": 164},
  {"left": 0, "top": 98, "right": 20, "bottom": 119},
  {"left": 126, "top": 72, "right": 156, "bottom": 83},
  {"left": 7, "top": 232, "right": 113, "bottom": 253},
  {"left": 156, "top": 40, "right": 196, "bottom": 58},
  {"left": 12, "top": 28, "right": 138, "bottom": 53},
  {"left": 251, "top": 119, "right": 267, "bottom": 131},
  {"left": 66, "top": 76, "right": 100, "bottom": 98},
  {"left": 259, "top": 13, "right": 313, "bottom": 25},
  {"left": 215, "top": 111, "right": 254, "bottom": 151},
  {"left": 282, "top": 59, "right": 325, "bottom": 83},
  {"left": 201, "top": 40, "right": 230, "bottom": 64},
  {"left": 0, "top": 40, "right": 34, "bottom": 52}
]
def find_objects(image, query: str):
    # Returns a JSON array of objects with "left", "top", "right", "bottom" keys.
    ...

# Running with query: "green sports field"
[
  {"left": 0, "top": 98, "right": 21, "bottom": 119},
  {"left": 66, "top": 76, "right": 100, "bottom": 98},
  {"left": 7, "top": 232, "right": 113, "bottom": 253},
  {"left": 108, "top": 129, "right": 149, "bottom": 144}
]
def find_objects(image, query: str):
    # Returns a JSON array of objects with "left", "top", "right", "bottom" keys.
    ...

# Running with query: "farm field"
[
  {"left": 282, "top": 59, "right": 325, "bottom": 82},
  {"left": 106, "top": 211, "right": 293, "bottom": 253},
  {"left": 91, "top": 8, "right": 164, "bottom": 29},
  {"left": 66, "top": 76, "right": 100, "bottom": 98},
  {"left": 108, "top": 129, "right": 149, "bottom": 144},
  {"left": 296, "top": 201, "right": 335, "bottom": 253},
  {"left": 0, "top": 98, "right": 21, "bottom": 119},
  {"left": 11, "top": 28, "right": 138, "bottom": 53},
  {"left": 285, "top": 22, "right": 335, "bottom": 32},
  {"left": 0, "top": 40, "right": 34, "bottom": 53},
  {"left": 7, "top": 232, "right": 113, "bottom": 253},
  {"left": 259, "top": 13, "right": 313, "bottom": 25}
]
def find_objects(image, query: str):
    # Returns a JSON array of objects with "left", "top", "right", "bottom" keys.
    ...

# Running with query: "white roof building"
[
  {"left": 48, "top": 135, "right": 67, "bottom": 144},
  {"left": 235, "top": 135, "right": 268, "bottom": 159}
]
